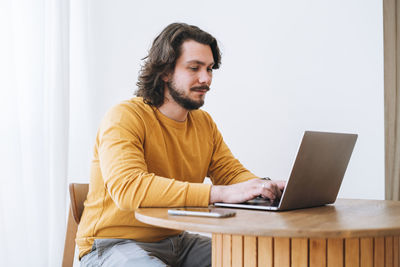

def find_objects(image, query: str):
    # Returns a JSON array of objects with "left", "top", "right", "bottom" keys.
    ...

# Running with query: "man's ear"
[{"left": 162, "top": 73, "right": 170, "bottom": 83}]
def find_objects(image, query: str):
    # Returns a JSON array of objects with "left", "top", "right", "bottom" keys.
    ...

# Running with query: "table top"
[{"left": 135, "top": 199, "right": 400, "bottom": 238}]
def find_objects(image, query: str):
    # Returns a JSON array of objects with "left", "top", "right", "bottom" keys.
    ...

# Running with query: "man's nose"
[{"left": 198, "top": 70, "right": 212, "bottom": 85}]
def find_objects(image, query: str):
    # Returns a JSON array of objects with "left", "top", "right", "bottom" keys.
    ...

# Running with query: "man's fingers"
[
  {"left": 275, "top": 185, "right": 282, "bottom": 198},
  {"left": 260, "top": 182, "right": 280, "bottom": 200},
  {"left": 260, "top": 180, "right": 286, "bottom": 200},
  {"left": 276, "top": 180, "right": 286, "bottom": 190},
  {"left": 261, "top": 189, "right": 275, "bottom": 200}
]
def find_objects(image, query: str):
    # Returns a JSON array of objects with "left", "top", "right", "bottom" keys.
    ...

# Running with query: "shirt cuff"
[{"left": 185, "top": 183, "right": 212, "bottom": 207}]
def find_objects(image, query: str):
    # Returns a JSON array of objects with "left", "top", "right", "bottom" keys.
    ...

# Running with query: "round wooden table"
[{"left": 135, "top": 199, "right": 400, "bottom": 267}]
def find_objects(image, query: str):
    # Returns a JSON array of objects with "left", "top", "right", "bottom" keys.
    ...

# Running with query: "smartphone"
[{"left": 167, "top": 208, "right": 236, "bottom": 218}]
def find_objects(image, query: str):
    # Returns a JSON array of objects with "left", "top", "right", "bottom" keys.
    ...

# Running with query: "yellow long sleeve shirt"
[{"left": 76, "top": 97, "right": 257, "bottom": 258}]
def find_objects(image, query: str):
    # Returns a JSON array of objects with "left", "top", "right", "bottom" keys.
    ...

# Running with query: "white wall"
[{"left": 69, "top": 0, "right": 384, "bottom": 199}]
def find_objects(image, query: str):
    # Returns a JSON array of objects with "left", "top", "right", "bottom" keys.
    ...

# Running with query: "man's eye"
[
  {"left": 207, "top": 68, "right": 213, "bottom": 73},
  {"left": 189, "top": 67, "right": 198, "bottom": 71}
]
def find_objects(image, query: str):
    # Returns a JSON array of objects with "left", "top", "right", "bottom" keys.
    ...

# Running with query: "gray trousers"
[{"left": 80, "top": 232, "right": 211, "bottom": 267}]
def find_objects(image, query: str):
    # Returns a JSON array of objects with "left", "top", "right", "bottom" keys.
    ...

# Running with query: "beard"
[{"left": 167, "top": 81, "right": 210, "bottom": 110}]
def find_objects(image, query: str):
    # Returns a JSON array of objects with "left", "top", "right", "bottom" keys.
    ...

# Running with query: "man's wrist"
[{"left": 209, "top": 185, "right": 224, "bottom": 204}]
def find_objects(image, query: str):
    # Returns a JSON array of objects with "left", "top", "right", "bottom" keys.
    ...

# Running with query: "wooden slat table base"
[{"left": 212, "top": 234, "right": 400, "bottom": 267}]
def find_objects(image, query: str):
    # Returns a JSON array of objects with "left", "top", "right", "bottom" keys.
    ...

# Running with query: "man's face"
[{"left": 165, "top": 40, "right": 214, "bottom": 110}]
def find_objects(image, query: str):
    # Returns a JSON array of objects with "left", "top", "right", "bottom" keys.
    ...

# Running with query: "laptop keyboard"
[{"left": 245, "top": 196, "right": 280, "bottom": 207}]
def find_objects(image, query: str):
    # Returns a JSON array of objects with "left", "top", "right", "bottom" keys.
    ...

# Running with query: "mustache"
[{"left": 190, "top": 86, "right": 210, "bottom": 92}]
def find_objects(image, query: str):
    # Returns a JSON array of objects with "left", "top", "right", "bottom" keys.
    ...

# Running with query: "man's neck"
[{"left": 158, "top": 96, "right": 189, "bottom": 122}]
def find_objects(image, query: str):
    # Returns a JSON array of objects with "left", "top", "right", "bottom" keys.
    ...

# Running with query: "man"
[{"left": 77, "top": 22, "right": 285, "bottom": 267}]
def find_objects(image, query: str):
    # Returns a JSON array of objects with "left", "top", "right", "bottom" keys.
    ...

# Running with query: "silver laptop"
[{"left": 214, "top": 131, "right": 358, "bottom": 211}]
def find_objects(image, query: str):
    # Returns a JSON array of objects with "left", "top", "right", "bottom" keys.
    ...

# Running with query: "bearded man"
[{"left": 77, "top": 22, "right": 285, "bottom": 267}]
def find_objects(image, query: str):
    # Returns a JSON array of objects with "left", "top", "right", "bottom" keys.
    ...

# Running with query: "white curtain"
[{"left": 0, "top": 0, "right": 70, "bottom": 266}]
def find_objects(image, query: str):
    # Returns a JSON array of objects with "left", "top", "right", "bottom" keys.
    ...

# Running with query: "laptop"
[{"left": 214, "top": 131, "right": 358, "bottom": 211}]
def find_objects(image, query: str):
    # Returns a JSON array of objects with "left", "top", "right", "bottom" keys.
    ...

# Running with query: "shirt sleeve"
[
  {"left": 205, "top": 113, "right": 259, "bottom": 185},
  {"left": 97, "top": 104, "right": 211, "bottom": 211}
]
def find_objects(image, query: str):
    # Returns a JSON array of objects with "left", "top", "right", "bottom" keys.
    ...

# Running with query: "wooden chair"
[{"left": 62, "top": 183, "right": 89, "bottom": 267}]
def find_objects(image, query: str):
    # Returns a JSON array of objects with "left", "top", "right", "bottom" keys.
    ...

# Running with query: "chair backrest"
[
  {"left": 69, "top": 183, "right": 89, "bottom": 224},
  {"left": 62, "top": 183, "right": 89, "bottom": 267}
]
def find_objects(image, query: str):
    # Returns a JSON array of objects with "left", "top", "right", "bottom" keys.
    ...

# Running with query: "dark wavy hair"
[{"left": 135, "top": 23, "right": 221, "bottom": 107}]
